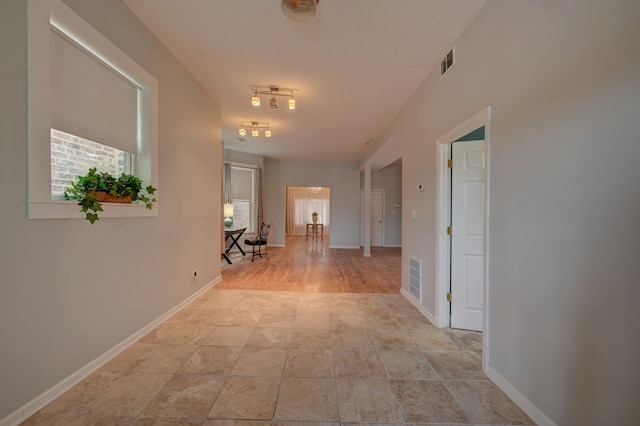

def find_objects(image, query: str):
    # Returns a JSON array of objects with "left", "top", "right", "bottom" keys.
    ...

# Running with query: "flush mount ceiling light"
[
  {"left": 281, "top": 0, "right": 319, "bottom": 22},
  {"left": 251, "top": 85, "right": 297, "bottom": 110},
  {"left": 238, "top": 121, "right": 272, "bottom": 138}
]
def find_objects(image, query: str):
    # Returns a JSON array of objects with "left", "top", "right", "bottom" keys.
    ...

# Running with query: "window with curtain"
[
  {"left": 49, "top": 26, "right": 138, "bottom": 199},
  {"left": 230, "top": 166, "right": 256, "bottom": 233},
  {"left": 28, "top": 0, "right": 158, "bottom": 221},
  {"left": 286, "top": 187, "right": 330, "bottom": 235}
]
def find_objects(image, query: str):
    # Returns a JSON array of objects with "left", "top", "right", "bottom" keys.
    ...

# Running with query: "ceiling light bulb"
[
  {"left": 239, "top": 127, "right": 246, "bottom": 136},
  {"left": 251, "top": 91, "right": 260, "bottom": 106},
  {"left": 265, "top": 129, "right": 272, "bottom": 138},
  {"left": 252, "top": 128, "right": 259, "bottom": 137},
  {"left": 288, "top": 98, "right": 296, "bottom": 109},
  {"left": 281, "top": 0, "right": 318, "bottom": 22},
  {"left": 270, "top": 97, "right": 278, "bottom": 109}
]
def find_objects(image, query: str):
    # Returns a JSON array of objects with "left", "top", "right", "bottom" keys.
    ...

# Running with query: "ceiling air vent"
[
  {"left": 440, "top": 46, "right": 455, "bottom": 77},
  {"left": 237, "top": 137, "right": 248, "bottom": 142}
]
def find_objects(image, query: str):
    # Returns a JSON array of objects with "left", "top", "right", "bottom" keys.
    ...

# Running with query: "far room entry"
[{"left": 285, "top": 186, "right": 330, "bottom": 239}]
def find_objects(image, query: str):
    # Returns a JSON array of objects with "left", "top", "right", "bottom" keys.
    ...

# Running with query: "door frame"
[{"left": 435, "top": 106, "right": 492, "bottom": 371}]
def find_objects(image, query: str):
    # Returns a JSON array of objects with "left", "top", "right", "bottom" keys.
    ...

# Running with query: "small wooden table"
[
  {"left": 306, "top": 223, "right": 323, "bottom": 241},
  {"left": 223, "top": 227, "right": 247, "bottom": 264}
]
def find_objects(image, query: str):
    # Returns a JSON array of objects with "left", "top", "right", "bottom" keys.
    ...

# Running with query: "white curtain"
[{"left": 286, "top": 187, "right": 330, "bottom": 235}]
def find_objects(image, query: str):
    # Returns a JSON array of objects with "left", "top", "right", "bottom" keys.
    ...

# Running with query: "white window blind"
[
  {"left": 50, "top": 28, "right": 138, "bottom": 154},
  {"left": 231, "top": 167, "right": 254, "bottom": 200}
]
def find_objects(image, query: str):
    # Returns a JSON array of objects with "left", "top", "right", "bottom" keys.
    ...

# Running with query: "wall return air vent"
[{"left": 440, "top": 46, "right": 455, "bottom": 77}]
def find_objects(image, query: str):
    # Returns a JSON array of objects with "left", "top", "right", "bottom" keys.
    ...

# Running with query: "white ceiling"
[{"left": 123, "top": 0, "right": 487, "bottom": 169}]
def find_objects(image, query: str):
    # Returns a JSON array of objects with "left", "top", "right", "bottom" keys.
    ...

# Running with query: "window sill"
[{"left": 28, "top": 199, "right": 159, "bottom": 220}]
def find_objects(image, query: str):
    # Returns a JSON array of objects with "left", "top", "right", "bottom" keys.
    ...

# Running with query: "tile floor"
[{"left": 21, "top": 289, "right": 535, "bottom": 425}]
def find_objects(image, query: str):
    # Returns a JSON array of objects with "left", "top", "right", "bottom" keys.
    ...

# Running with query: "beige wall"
[
  {"left": 369, "top": 0, "right": 640, "bottom": 423},
  {"left": 0, "top": 0, "right": 222, "bottom": 421}
]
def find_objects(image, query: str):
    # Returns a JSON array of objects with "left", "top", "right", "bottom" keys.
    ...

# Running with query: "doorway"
[
  {"left": 435, "top": 107, "right": 491, "bottom": 370},
  {"left": 360, "top": 189, "right": 384, "bottom": 246}
]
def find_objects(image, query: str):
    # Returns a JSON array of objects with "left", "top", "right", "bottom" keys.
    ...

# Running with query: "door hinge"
[
  {"left": 447, "top": 159, "right": 453, "bottom": 168},
  {"left": 447, "top": 226, "right": 452, "bottom": 235},
  {"left": 446, "top": 292, "right": 452, "bottom": 302}
]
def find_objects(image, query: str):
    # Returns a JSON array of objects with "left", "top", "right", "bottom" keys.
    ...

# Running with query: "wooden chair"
[{"left": 244, "top": 223, "right": 271, "bottom": 262}]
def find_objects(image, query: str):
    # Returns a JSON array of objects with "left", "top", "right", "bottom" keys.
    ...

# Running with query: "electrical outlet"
[{"left": 192, "top": 269, "right": 199, "bottom": 278}]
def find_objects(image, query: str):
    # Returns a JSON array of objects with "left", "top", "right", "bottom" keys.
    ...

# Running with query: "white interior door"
[
  {"left": 361, "top": 190, "right": 384, "bottom": 246},
  {"left": 451, "top": 140, "right": 485, "bottom": 331}
]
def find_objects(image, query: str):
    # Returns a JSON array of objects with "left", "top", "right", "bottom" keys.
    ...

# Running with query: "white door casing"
[{"left": 450, "top": 141, "right": 485, "bottom": 331}]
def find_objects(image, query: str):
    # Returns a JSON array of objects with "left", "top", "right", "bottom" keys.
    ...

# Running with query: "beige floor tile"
[
  {"left": 283, "top": 349, "right": 334, "bottom": 378},
  {"left": 208, "top": 376, "right": 280, "bottom": 420},
  {"left": 18, "top": 412, "right": 68, "bottom": 426},
  {"left": 274, "top": 377, "right": 339, "bottom": 422},
  {"left": 217, "top": 309, "right": 263, "bottom": 326},
  {"left": 273, "top": 422, "right": 339, "bottom": 426},
  {"left": 101, "top": 343, "right": 198, "bottom": 374},
  {"left": 231, "top": 347, "right": 287, "bottom": 376},
  {"left": 409, "top": 330, "right": 460, "bottom": 352},
  {"left": 424, "top": 351, "right": 487, "bottom": 380},
  {"left": 336, "top": 378, "right": 405, "bottom": 423},
  {"left": 179, "top": 346, "right": 242, "bottom": 375},
  {"left": 39, "top": 370, "right": 120, "bottom": 414},
  {"left": 391, "top": 380, "right": 469, "bottom": 424},
  {"left": 378, "top": 350, "right": 439, "bottom": 380},
  {"left": 200, "top": 325, "right": 254, "bottom": 347},
  {"left": 80, "top": 372, "right": 173, "bottom": 416},
  {"left": 289, "top": 328, "right": 332, "bottom": 349},
  {"left": 333, "top": 350, "right": 386, "bottom": 378},
  {"left": 330, "top": 313, "right": 369, "bottom": 329},
  {"left": 367, "top": 313, "right": 404, "bottom": 330},
  {"left": 257, "top": 311, "right": 296, "bottom": 327},
  {"left": 369, "top": 329, "right": 415, "bottom": 351},
  {"left": 125, "top": 417, "right": 204, "bottom": 425},
  {"left": 141, "top": 374, "right": 226, "bottom": 418},
  {"left": 22, "top": 290, "right": 534, "bottom": 426},
  {"left": 446, "top": 380, "right": 535, "bottom": 425},
  {"left": 139, "top": 322, "right": 216, "bottom": 345},
  {"left": 293, "top": 313, "right": 330, "bottom": 329},
  {"left": 245, "top": 327, "right": 291, "bottom": 348},
  {"left": 175, "top": 307, "right": 233, "bottom": 325},
  {"left": 330, "top": 328, "right": 375, "bottom": 351},
  {"left": 395, "top": 314, "right": 437, "bottom": 330}
]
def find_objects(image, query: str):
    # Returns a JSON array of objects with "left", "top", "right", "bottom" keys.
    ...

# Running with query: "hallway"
[{"left": 21, "top": 237, "right": 533, "bottom": 425}]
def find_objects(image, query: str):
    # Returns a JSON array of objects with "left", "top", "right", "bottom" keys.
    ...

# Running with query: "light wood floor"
[{"left": 218, "top": 234, "right": 401, "bottom": 293}]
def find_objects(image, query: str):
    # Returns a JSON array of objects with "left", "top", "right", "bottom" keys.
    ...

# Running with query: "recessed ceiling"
[{"left": 123, "top": 0, "right": 487, "bottom": 166}]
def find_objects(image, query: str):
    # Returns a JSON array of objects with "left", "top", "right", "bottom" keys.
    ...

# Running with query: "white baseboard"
[
  {"left": 400, "top": 288, "right": 437, "bottom": 325},
  {"left": 328, "top": 245, "right": 360, "bottom": 249},
  {"left": 1, "top": 277, "right": 221, "bottom": 426},
  {"left": 383, "top": 244, "right": 402, "bottom": 248},
  {"left": 486, "top": 366, "right": 555, "bottom": 426}
]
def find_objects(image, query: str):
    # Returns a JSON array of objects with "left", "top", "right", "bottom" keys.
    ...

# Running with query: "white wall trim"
[
  {"left": 486, "top": 366, "right": 557, "bottom": 426},
  {"left": 329, "top": 245, "right": 360, "bottom": 249},
  {"left": 401, "top": 288, "right": 437, "bottom": 325},
  {"left": 0, "top": 277, "right": 221, "bottom": 426},
  {"left": 435, "top": 106, "right": 492, "bottom": 371}
]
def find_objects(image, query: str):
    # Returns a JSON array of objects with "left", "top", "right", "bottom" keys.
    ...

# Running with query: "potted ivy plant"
[{"left": 64, "top": 167, "right": 157, "bottom": 224}]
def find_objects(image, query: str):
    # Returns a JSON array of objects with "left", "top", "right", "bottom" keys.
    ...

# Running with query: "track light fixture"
[
  {"left": 251, "top": 85, "right": 297, "bottom": 110},
  {"left": 238, "top": 121, "right": 272, "bottom": 138}
]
